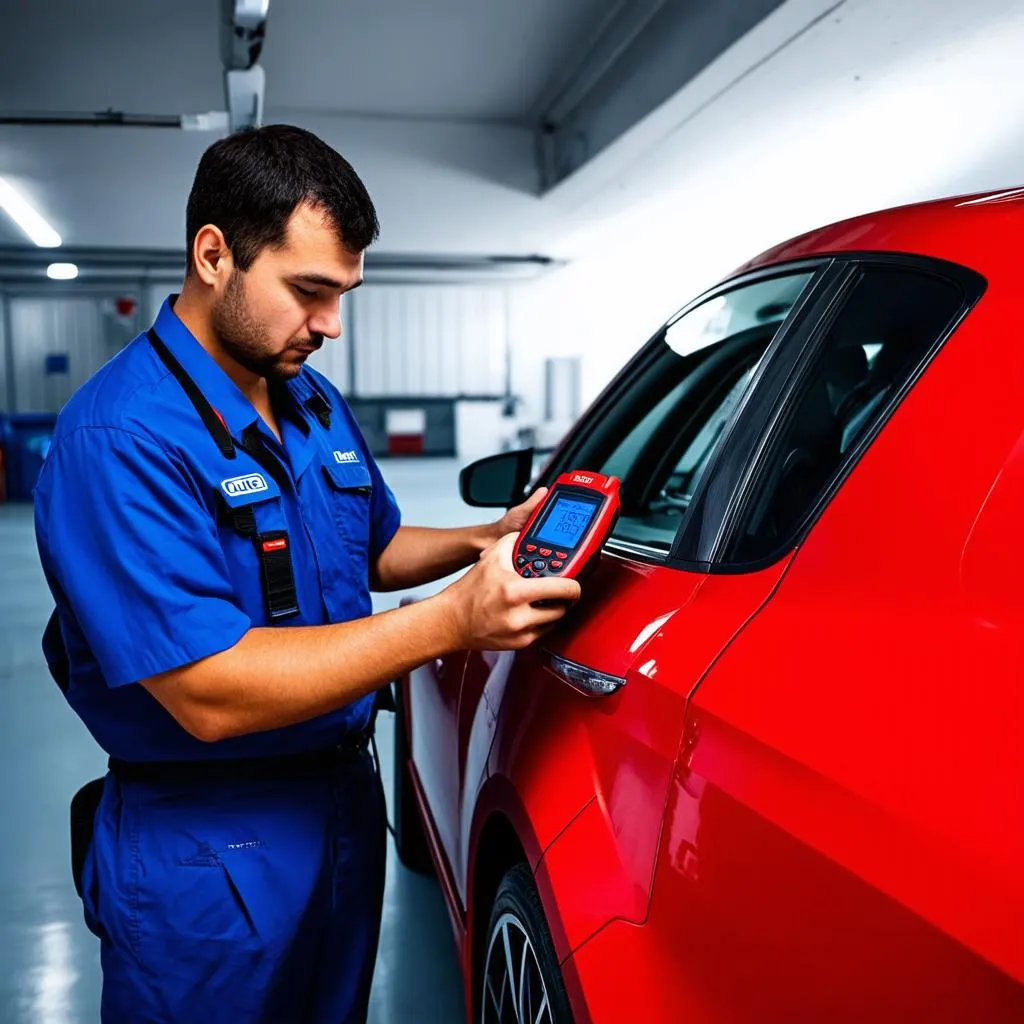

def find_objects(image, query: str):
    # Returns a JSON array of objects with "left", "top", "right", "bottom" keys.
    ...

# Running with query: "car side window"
[
  {"left": 568, "top": 271, "right": 816, "bottom": 553},
  {"left": 724, "top": 264, "right": 968, "bottom": 565}
]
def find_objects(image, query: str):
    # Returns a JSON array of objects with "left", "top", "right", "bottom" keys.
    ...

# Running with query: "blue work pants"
[{"left": 80, "top": 750, "right": 386, "bottom": 1023}]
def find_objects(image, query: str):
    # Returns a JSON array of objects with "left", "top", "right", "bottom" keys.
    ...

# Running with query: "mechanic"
[{"left": 33, "top": 124, "right": 580, "bottom": 1024}]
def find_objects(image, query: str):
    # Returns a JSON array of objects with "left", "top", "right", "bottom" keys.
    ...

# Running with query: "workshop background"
[{"left": 0, "top": 0, "right": 1022, "bottom": 1020}]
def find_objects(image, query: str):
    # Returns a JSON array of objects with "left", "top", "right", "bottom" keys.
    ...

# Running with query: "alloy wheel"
[{"left": 481, "top": 911, "right": 554, "bottom": 1024}]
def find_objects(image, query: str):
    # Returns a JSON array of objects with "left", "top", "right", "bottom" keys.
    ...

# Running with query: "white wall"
[
  {"left": 0, "top": 288, "right": 142, "bottom": 414},
  {"left": 0, "top": 116, "right": 547, "bottom": 256},
  {"left": 348, "top": 284, "right": 509, "bottom": 397},
  {"left": 455, "top": 401, "right": 512, "bottom": 463},
  {"left": 505, "top": 0, "right": 1024, "bottom": 448}
]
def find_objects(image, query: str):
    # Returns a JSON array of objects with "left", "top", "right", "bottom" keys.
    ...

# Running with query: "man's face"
[{"left": 211, "top": 203, "right": 364, "bottom": 381}]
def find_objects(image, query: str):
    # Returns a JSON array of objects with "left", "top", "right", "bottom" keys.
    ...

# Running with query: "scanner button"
[
  {"left": 539, "top": 548, "right": 552, "bottom": 557},
  {"left": 532, "top": 560, "right": 547, "bottom": 572}
]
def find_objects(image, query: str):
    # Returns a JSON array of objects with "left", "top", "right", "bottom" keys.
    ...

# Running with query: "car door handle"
[{"left": 546, "top": 651, "right": 626, "bottom": 697}]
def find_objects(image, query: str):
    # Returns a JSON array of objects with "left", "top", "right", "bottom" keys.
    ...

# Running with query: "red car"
[{"left": 393, "top": 187, "right": 1024, "bottom": 1023}]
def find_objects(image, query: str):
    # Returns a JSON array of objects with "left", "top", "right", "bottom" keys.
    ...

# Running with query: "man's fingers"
[
  {"left": 494, "top": 531, "right": 519, "bottom": 553},
  {"left": 523, "top": 602, "right": 574, "bottom": 628},
  {"left": 483, "top": 531, "right": 518, "bottom": 562},
  {"left": 522, "top": 487, "right": 547, "bottom": 510},
  {"left": 515, "top": 575, "right": 582, "bottom": 605}
]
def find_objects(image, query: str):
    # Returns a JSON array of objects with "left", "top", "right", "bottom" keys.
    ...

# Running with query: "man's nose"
[{"left": 310, "top": 303, "right": 342, "bottom": 340}]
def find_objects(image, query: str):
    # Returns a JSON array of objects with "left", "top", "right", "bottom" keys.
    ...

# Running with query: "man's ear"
[{"left": 191, "top": 224, "right": 234, "bottom": 287}]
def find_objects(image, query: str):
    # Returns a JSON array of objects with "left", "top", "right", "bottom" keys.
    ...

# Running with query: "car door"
[
  {"left": 405, "top": 640, "right": 470, "bottom": 879},
  {"left": 597, "top": 255, "right": 1021, "bottom": 1021},
  {"left": 448, "top": 262, "right": 852, "bottom": 931}
]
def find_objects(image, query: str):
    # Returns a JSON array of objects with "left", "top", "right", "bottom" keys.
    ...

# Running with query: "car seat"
[{"left": 745, "top": 343, "right": 869, "bottom": 551}]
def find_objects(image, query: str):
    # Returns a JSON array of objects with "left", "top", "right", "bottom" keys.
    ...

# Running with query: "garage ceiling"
[
  {"left": 0, "top": 0, "right": 787, "bottom": 256},
  {"left": 0, "top": 0, "right": 619, "bottom": 124},
  {"left": 0, "top": 0, "right": 1021, "bottom": 267},
  {"left": 265, "top": 0, "right": 619, "bottom": 123}
]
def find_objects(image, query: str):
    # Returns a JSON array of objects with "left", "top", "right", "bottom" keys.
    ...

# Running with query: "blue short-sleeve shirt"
[{"left": 34, "top": 296, "right": 402, "bottom": 762}]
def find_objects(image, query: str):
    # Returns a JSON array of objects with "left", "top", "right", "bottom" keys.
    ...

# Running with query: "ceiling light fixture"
[
  {"left": 0, "top": 176, "right": 61, "bottom": 247},
  {"left": 46, "top": 262, "right": 78, "bottom": 280}
]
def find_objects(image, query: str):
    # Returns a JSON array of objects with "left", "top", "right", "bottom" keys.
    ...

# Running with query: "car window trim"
[
  {"left": 604, "top": 537, "right": 670, "bottom": 562},
  {"left": 703, "top": 251, "right": 987, "bottom": 574}
]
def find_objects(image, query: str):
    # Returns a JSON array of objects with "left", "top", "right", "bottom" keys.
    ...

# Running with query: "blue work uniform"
[{"left": 34, "top": 296, "right": 402, "bottom": 1023}]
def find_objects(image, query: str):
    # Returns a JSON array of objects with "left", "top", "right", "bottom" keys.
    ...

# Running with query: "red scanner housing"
[{"left": 513, "top": 471, "right": 620, "bottom": 581}]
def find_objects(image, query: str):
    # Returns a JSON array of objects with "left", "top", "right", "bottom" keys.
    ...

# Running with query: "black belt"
[{"left": 108, "top": 733, "right": 371, "bottom": 785}]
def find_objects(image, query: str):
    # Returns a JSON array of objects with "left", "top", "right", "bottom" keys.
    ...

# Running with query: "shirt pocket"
[{"left": 321, "top": 460, "right": 373, "bottom": 575}]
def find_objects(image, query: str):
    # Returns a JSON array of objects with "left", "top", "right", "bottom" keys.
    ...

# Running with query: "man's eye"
[{"left": 293, "top": 284, "right": 316, "bottom": 297}]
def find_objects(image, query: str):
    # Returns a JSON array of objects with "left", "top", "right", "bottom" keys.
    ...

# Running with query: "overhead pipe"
[
  {"left": 0, "top": 110, "right": 229, "bottom": 130},
  {"left": 0, "top": 247, "right": 560, "bottom": 286}
]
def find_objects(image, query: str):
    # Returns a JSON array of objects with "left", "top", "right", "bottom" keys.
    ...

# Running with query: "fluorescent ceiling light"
[
  {"left": 0, "top": 177, "right": 61, "bottom": 247},
  {"left": 46, "top": 262, "right": 78, "bottom": 280}
]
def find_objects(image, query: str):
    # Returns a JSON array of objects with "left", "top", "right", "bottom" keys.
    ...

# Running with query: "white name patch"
[
  {"left": 221, "top": 474, "right": 269, "bottom": 497},
  {"left": 333, "top": 450, "right": 360, "bottom": 464}
]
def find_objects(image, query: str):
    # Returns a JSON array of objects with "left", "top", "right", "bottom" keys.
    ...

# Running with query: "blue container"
[{"left": 4, "top": 413, "right": 57, "bottom": 501}]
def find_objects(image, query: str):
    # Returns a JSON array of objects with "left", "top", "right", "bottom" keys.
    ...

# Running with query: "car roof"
[{"left": 732, "top": 186, "right": 1024, "bottom": 281}]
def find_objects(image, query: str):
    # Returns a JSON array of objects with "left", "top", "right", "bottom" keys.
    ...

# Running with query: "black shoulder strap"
[
  {"left": 147, "top": 328, "right": 236, "bottom": 460},
  {"left": 305, "top": 392, "right": 332, "bottom": 430},
  {"left": 146, "top": 328, "right": 300, "bottom": 623},
  {"left": 299, "top": 371, "right": 333, "bottom": 429},
  {"left": 239, "top": 423, "right": 291, "bottom": 492}
]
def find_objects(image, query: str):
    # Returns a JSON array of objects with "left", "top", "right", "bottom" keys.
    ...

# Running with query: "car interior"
[
  {"left": 730, "top": 266, "right": 965, "bottom": 561},
  {"left": 586, "top": 324, "right": 777, "bottom": 551}
]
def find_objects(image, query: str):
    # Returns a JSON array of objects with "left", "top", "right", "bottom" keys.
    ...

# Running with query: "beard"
[{"left": 211, "top": 270, "right": 322, "bottom": 381}]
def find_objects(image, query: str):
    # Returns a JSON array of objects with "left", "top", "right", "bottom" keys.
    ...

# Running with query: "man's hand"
[
  {"left": 489, "top": 487, "right": 548, "bottom": 546},
  {"left": 371, "top": 488, "right": 551, "bottom": 591},
  {"left": 439, "top": 532, "right": 580, "bottom": 651}
]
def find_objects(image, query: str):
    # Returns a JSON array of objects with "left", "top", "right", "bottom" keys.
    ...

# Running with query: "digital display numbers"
[{"left": 534, "top": 496, "right": 597, "bottom": 550}]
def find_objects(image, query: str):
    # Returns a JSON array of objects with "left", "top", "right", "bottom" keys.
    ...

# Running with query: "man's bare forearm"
[
  {"left": 141, "top": 531, "right": 579, "bottom": 747},
  {"left": 372, "top": 524, "right": 499, "bottom": 591},
  {"left": 142, "top": 592, "right": 461, "bottom": 742}
]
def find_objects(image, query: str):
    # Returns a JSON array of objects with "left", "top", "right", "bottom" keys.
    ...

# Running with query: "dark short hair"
[{"left": 185, "top": 124, "right": 380, "bottom": 272}]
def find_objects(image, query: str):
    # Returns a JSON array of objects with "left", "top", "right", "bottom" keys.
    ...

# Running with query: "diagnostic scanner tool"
[{"left": 514, "top": 471, "right": 620, "bottom": 581}]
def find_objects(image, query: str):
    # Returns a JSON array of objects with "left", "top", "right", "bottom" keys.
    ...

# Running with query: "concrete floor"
[{"left": 0, "top": 458, "right": 489, "bottom": 1024}]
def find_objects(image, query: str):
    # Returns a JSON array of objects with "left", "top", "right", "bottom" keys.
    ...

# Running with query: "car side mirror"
[{"left": 459, "top": 448, "right": 535, "bottom": 508}]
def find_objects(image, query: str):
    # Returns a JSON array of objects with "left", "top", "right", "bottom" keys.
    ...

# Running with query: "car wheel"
[
  {"left": 392, "top": 680, "right": 434, "bottom": 875},
  {"left": 480, "top": 863, "right": 574, "bottom": 1024}
]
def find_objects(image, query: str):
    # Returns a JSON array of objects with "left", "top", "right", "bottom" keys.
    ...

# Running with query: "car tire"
[
  {"left": 480, "top": 862, "right": 575, "bottom": 1024},
  {"left": 392, "top": 679, "right": 434, "bottom": 875}
]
